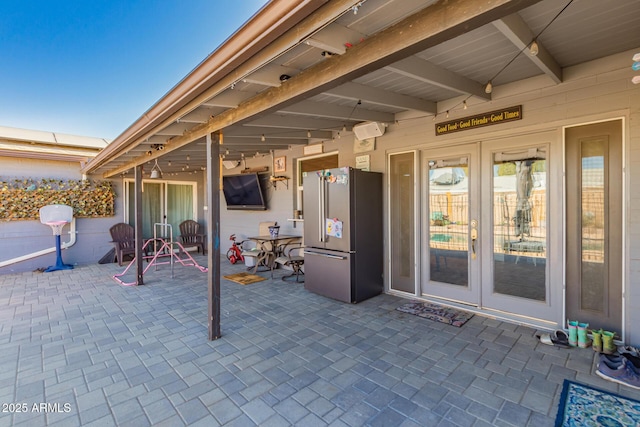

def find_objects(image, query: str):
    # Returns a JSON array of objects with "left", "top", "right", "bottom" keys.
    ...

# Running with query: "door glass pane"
[
  {"left": 390, "top": 152, "right": 415, "bottom": 293},
  {"left": 167, "top": 184, "right": 194, "bottom": 239},
  {"left": 493, "top": 155, "right": 546, "bottom": 301},
  {"left": 580, "top": 139, "right": 606, "bottom": 312},
  {"left": 428, "top": 161, "right": 468, "bottom": 286},
  {"left": 128, "top": 182, "right": 163, "bottom": 239}
]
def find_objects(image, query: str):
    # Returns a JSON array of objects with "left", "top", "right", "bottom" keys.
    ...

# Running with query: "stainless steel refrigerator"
[{"left": 303, "top": 167, "right": 383, "bottom": 303}]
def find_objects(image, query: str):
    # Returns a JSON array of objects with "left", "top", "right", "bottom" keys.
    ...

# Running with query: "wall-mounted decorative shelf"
[{"left": 269, "top": 176, "right": 289, "bottom": 189}]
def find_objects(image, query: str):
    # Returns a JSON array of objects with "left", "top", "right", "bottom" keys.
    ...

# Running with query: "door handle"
[
  {"left": 304, "top": 250, "right": 347, "bottom": 260},
  {"left": 470, "top": 221, "right": 478, "bottom": 260}
]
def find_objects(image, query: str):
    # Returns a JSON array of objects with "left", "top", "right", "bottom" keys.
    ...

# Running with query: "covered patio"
[{"left": 1, "top": 259, "right": 638, "bottom": 426}]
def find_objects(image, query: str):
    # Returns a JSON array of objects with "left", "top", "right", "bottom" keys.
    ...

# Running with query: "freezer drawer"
[{"left": 304, "top": 249, "right": 352, "bottom": 303}]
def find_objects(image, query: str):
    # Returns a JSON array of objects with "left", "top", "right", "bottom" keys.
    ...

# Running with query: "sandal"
[{"left": 537, "top": 330, "right": 570, "bottom": 348}]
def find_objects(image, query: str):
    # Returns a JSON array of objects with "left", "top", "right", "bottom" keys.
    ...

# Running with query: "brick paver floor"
[{"left": 1, "top": 255, "right": 638, "bottom": 426}]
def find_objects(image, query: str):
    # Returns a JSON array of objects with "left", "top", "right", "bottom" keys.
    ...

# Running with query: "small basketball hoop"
[
  {"left": 46, "top": 220, "right": 68, "bottom": 236},
  {"left": 39, "top": 205, "right": 74, "bottom": 272}
]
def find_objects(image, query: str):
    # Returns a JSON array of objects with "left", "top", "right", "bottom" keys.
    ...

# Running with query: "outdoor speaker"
[{"left": 353, "top": 121, "right": 386, "bottom": 140}]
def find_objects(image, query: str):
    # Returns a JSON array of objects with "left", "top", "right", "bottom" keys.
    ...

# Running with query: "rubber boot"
[
  {"left": 577, "top": 322, "right": 591, "bottom": 348},
  {"left": 567, "top": 320, "right": 578, "bottom": 347},
  {"left": 602, "top": 331, "right": 616, "bottom": 355},
  {"left": 591, "top": 329, "right": 603, "bottom": 353}
]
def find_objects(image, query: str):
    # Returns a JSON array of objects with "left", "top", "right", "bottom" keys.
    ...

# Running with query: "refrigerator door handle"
[
  {"left": 304, "top": 250, "right": 347, "bottom": 260},
  {"left": 318, "top": 176, "right": 325, "bottom": 242}
]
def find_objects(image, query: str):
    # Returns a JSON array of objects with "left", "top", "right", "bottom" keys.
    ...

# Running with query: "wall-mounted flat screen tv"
[{"left": 222, "top": 173, "right": 267, "bottom": 210}]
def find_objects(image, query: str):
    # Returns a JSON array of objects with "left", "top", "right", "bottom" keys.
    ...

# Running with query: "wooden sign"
[{"left": 436, "top": 105, "right": 522, "bottom": 136}]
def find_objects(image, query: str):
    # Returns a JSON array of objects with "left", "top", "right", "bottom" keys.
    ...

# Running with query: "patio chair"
[
  {"left": 179, "top": 220, "right": 206, "bottom": 254},
  {"left": 109, "top": 223, "right": 137, "bottom": 266},
  {"left": 242, "top": 221, "right": 276, "bottom": 273},
  {"left": 273, "top": 242, "right": 304, "bottom": 282}
]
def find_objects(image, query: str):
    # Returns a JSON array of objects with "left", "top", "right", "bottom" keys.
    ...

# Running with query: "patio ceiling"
[{"left": 82, "top": 0, "right": 640, "bottom": 178}]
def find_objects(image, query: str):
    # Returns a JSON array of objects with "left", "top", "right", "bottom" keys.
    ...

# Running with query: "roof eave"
[{"left": 82, "top": 0, "right": 328, "bottom": 176}]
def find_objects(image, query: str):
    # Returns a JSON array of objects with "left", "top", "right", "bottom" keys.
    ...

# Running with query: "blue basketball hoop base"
[
  {"left": 45, "top": 233, "right": 74, "bottom": 272},
  {"left": 42, "top": 219, "right": 73, "bottom": 273}
]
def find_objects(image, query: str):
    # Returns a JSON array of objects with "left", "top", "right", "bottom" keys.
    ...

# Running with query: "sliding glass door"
[{"left": 126, "top": 181, "right": 196, "bottom": 240}]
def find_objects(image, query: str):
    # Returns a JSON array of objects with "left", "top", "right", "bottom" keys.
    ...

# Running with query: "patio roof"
[{"left": 81, "top": 0, "right": 640, "bottom": 178}]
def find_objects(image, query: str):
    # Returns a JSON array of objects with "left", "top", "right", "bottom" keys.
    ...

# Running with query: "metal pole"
[{"left": 206, "top": 132, "right": 221, "bottom": 340}]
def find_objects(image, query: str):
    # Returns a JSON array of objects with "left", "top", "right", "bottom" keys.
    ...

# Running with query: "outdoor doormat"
[
  {"left": 555, "top": 379, "right": 640, "bottom": 426},
  {"left": 395, "top": 301, "right": 473, "bottom": 327},
  {"left": 223, "top": 272, "right": 266, "bottom": 285}
]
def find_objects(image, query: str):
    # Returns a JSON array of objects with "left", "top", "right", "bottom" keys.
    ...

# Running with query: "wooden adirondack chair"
[
  {"left": 109, "top": 223, "right": 137, "bottom": 266},
  {"left": 179, "top": 220, "right": 206, "bottom": 254}
]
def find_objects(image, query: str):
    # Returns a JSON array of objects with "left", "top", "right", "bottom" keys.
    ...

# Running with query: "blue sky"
[{"left": 1, "top": 0, "right": 267, "bottom": 139}]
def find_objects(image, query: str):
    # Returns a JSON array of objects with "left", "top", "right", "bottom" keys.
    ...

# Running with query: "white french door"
[
  {"left": 421, "top": 143, "right": 480, "bottom": 305},
  {"left": 417, "top": 132, "right": 561, "bottom": 323}
]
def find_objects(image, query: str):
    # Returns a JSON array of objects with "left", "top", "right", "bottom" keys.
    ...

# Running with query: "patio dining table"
[{"left": 246, "top": 234, "right": 301, "bottom": 273}]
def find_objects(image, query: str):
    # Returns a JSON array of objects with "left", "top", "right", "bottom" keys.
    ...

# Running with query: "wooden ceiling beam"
[
  {"left": 324, "top": 82, "right": 436, "bottom": 113},
  {"left": 493, "top": 13, "right": 562, "bottom": 84},
  {"left": 386, "top": 56, "right": 491, "bottom": 100}
]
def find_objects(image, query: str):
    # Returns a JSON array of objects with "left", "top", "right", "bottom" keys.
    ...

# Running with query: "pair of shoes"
[
  {"left": 537, "top": 330, "right": 570, "bottom": 348},
  {"left": 596, "top": 354, "right": 640, "bottom": 390},
  {"left": 618, "top": 345, "right": 640, "bottom": 357},
  {"left": 567, "top": 320, "right": 591, "bottom": 348}
]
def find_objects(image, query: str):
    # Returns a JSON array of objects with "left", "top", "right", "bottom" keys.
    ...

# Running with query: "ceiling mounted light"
[
  {"left": 485, "top": 81, "right": 493, "bottom": 94},
  {"left": 279, "top": 74, "right": 290, "bottom": 82},
  {"left": 463, "top": 100, "right": 468, "bottom": 110},
  {"left": 307, "top": 130, "right": 311, "bottom": 138},
  {"left": 150, "top": 159, "right": 163, "bottom": 179},
  {"left": 529, "top": 40, "right": 539, "bottom": 56},
  {"left": 261, "top": 134, "right": 266, "bottom": 142}
]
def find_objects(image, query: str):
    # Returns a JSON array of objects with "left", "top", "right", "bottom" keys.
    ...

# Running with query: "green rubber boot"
[
  {"left": 567, "top": 320, "right": 578, "bottom": 347},
  {"left": 591, "top": 329, "right": 603, "bottom": 353},
  {"left": 577, "top": 322, "right": 591, "bottom": 348},
  {"left": 602, "top": 331, "right": 616, "bottom": 354}
]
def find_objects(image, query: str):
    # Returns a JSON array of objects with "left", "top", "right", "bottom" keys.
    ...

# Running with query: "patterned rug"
[
  {"left": 223, "top": 272, "right": 266, "bottom": 285},
  {"left": 395, "top": 301, "right": 474, "bottom": 327},
  {"left": 555, "top": 379, "right": 640, "bottom": 426}
]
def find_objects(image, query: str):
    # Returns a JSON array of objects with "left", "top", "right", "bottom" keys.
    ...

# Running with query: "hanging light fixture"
[
  {"left": 485, "top": 81, "right": 493, "bottom": 94},
  {"left": 529, "top": 40, "right": 539, "bottom": 56},
  {"left": 150, "top": 159, "right": 163, "bottom": 179}
]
